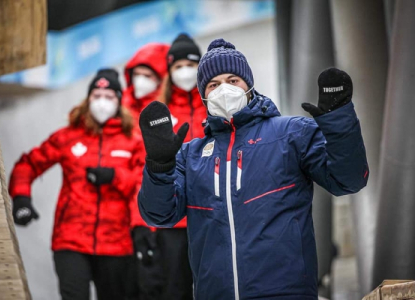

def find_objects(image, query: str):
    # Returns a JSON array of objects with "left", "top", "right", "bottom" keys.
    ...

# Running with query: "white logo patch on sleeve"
[
  {"left": 202, "top": 140, "right": 215, "bottom": 157},
  {"left": 149, "top": 116, "right": 170, "bottom": 127},
  {"left": 111, "top": 150, "right": 132, "bottom": 158},
  {"left": 71, "top": 142, "right": 87, "bottom": 157}
]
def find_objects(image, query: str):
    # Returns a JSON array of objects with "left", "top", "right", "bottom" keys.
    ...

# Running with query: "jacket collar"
[
  {"left": 170, "top": 85, "right": 202, "bottom": 107},
  {"left": 204, "top": 90, "right": 280, "bottom": 136}
]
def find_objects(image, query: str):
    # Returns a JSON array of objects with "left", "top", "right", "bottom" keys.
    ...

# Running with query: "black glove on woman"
[
  {"left": 86, "top": 167, "right": 114, "bottom": 186},
  {"left": 302, "top": 68, "right": 353, "bottom": 117},
  {"left": 13, "top": 196, "right": 40, "bottom": 226},
  {"left": 139, "top": 101, "right": 189, "bottom": 173}
]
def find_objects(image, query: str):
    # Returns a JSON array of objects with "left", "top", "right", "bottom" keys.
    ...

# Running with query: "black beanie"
[
  {"left": 167, "top": 33, "right": 201, "bottom": 67},
  {"left": 88, "top": 68, "right": 123, "bottom": 99}
]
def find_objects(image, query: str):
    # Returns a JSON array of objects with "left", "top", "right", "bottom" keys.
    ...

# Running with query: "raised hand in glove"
[
  {"left": 302, "top": 68, "right": 353, "bottom": 117},
  {"left": 139, "top": 101, "right": 189, "bottom": 173},
  {"left": 13, "top": 196, "right": 40, "bottom": 226},
  {"left": 86, "top": 167, "right": 114, "bottom": 186}
]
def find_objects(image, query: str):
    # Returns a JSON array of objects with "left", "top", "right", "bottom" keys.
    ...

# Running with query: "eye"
[
  {"left": 208, "top": 83, "right": 218, "bottom": 89},
  {"left": 229, "top": 79, "right": 239, "bottom": 84}
]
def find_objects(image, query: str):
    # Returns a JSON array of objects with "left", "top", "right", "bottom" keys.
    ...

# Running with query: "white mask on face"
[
  {"left": 204, "top": 83, "right": 253, "bottom": 121},
  {"left": 89, "top": 98, "right": 118, "bottom": 124},
  {"left": 133, "top": 75, "right": 158, "bottom": 99},
  {"left": 171, "top": 66, "right": 198, "bottom": 92}
]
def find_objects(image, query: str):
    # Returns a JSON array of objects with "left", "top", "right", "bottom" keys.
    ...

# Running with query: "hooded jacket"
[
  {"left": 123, "top": 43, "right": 170, "bottom": 120},
  {"left": 122, "top": 43, "right": 169, "bottom": 228},
  {"left": 9, "top": 119, "right": 144, "bottom": 256},
  {"left": 138, "top": 92, "right": 369, "bottom": 299}
]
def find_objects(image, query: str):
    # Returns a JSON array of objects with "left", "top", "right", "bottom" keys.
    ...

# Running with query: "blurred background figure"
[
  {"left": 122, "top": 42, "right": 170, "bottom": 299},
  {"left": 8, "top": 69, "right": 143, "bottom": 300},
  {"left": 134, "top": 32, "right": 207, "bottom": 300},
  {"left": 160, "top": 33, "right": 207, "bottom": 141},
  {"left": 123, "top": 43, "right": 170, "bottom": 120}
]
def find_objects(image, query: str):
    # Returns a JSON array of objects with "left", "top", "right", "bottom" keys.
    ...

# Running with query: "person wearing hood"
[
  {"left": 137, "top": 39, "right": 369, "bottom": 300},
  {"left": 123, "top": 42, "right": 170, "bottom": 120},
  {"left": 9, "top": 69, "right": 144, "bottom": 300}
]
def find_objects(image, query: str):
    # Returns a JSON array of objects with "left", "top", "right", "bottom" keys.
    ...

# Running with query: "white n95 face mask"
[
  {"left": 171, "top": 67, "right": 198, "bottom": 92},
  {"left": 133, "top": 75, "right": 158, "bottom": 99},
  {"left": 89, "top": 98, "right": 118, "bottom": 124},
  {"left": 205, "top": 83, "right": 253, "bottom": 121}
]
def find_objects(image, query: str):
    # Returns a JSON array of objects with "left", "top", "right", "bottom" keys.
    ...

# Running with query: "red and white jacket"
[
  {"left": 122, "top": 43, "right": 169, "bottom": 229},
  {"left": 9, "top": 119, "right": 144, "bottom": 256}
]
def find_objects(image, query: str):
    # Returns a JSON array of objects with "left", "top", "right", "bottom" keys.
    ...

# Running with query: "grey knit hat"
[{"left": 197, "top": 38, "right": 254, "bottom": 98}]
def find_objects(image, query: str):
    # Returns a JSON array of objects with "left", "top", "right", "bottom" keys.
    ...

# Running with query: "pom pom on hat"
[
  {"left": 197, "top": 38, "right": 254, "bottom": 99},
  {"left": 207, "top": 38, "right": 236, "bottom": 51}
]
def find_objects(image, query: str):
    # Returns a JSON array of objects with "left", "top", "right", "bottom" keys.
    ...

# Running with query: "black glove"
[
  {"left": 132, "top": 226, "right": 158, "bottom": 266},
  {"left": 86, "top": 167, "right": 114, "bottom": 186},
  {"left": 302, "top": 68, "right": 353, "bottom": 117},
  {"left": 139, "top": 101, "right": 189, "bottom": 173},
  {"left": 12, "top": 196, "right": 40, "bottom": 226}
]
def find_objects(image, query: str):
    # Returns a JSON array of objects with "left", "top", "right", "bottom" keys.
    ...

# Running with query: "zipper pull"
[
  {"left": 215, "top": 157, "right": 220, "bottom": 165},
  {"left": 237, "top": 150, "right": 242, "bottom": 160}
]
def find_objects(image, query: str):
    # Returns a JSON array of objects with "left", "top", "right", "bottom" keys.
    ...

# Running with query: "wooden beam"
[{"left": 0, "top": 0, "right": 47, "bottom": 76}]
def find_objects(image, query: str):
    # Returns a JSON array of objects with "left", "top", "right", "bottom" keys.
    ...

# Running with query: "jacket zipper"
[
  {"left": 188, "top": 92, "right": 194, "bottom": 140},
  {"left": 236, "top": 150, "right": 242, "bottom": 191},
  {"left": 214, "top": 157, "right": 220, "bottom": 197},
  {"left": 225, "top": 119, "right": 239, "bottom": 300},
  {"left": 93, "top": 133, "right": 103, "bottom": 254}
]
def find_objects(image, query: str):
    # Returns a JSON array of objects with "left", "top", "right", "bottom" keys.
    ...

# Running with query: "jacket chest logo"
[
  {"left": 202, "top": 141, "right": 215, "bottom": 157},
  {"left": 71, "top": 142, "right": 87, "bottom": 157},
  {"left": 248, "top": 138, "right": 262, "bottom": 145}
]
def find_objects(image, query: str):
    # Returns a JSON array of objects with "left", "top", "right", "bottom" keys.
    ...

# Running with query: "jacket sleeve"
[
  {"left": 298, "top": 102, "right": 369, "bottom": 196},
  {"left": 138, "top": 144, "right": 188, "bottom": 228},
  {"left": 9, "top": 131, "right": 62, "bottom": 198},
  {"left": 112, "top": 138, "right": 145, "bottom": 200}
]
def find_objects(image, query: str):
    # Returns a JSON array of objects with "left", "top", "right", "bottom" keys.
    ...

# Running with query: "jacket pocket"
[
  {"left": 237, "top": 150, "right": 242, "bottom": 191},
  {"left": 214, "top": 157, "right": 220, "bottom": 197}
]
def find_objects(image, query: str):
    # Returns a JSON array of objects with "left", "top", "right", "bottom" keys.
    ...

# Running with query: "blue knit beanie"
[{"left": 197, "top": 38, "right": 254, "bottom": 98}]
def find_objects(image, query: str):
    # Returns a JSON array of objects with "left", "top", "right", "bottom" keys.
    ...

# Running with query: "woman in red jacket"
[
  {"left": 153, "top": 33, "right": 207, "bottom": 300},
  {"left": 9, "top": 69, "right": 143, "bottom": 300}
]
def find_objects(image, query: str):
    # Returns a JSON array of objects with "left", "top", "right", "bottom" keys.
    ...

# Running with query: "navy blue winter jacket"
[{"left": 139, "top": 92, "right": 369, "bottom": 300}]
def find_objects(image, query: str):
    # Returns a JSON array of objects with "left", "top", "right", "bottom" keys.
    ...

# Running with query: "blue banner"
[{"left": 0, "top": 0, "right": 274, "bottom": 89}]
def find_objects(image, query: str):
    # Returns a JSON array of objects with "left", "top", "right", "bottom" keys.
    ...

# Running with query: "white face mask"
[
  {"left": 204, "top": 83, "right": 253, "bottom": 121},
  {"left": 133, "top": 75, "right": 158, "bottom": 99},
  {"left": 171, "top": 66, "right": 198, "bottom": 92},
  {"left": 89, "top": 98, "right": 118, "bottom": 124}
]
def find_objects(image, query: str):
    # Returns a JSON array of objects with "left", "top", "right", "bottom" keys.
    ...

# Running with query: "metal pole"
[
  {"left": 287, "top": 1, "right": 334, "bottom": 297},
  {"left": 373, "top": 0, "right": 415, "bottom": 287},
  {"left": 330, "top": 0, "right": 388, "bottom": 295}
]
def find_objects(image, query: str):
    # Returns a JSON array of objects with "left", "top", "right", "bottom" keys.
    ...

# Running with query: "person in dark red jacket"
[
  {"left": 123, "top": 43, "right": 170, "bottom": 121},
  {"left": 122, "top": 43, "right": 170, "bottom": 299},
  {"left": 9, "top": 69, "right": 144, "bottom": 300},
  {"left": 144, "top": 33, "right": 207, "bottom": 300}
]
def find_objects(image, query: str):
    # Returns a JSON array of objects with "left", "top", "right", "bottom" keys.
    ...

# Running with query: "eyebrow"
[{"left": 208, "top": 75, "right": 238, "bottom": 84}]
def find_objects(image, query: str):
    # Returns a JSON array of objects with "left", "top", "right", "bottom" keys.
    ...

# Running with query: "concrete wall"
[{"left": 0, "top": 18, "right": 277, "bottom": 300}]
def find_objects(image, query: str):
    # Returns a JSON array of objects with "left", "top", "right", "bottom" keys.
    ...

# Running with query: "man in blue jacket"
[{"left": 138, "top": 38, "right": 369, "bottom": 300}]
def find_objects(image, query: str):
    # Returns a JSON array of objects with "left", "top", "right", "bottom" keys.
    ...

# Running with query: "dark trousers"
[
  {"left": 133, "top": 227, "right": 193, "bottom": 300},
  {"left": 53, "top": 250, "right": 135, "bottom": 300}
]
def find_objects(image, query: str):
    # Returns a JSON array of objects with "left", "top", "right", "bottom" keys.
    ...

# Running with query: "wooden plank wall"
[
  {"left": 0, "top": 141, "right": 32, "bottom": 299},
  {"left": 0, "top": 0, "right": 47, "bottom": 76}
]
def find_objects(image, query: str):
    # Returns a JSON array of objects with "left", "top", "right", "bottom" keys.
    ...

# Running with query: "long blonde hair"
[{"left": 69, "top": 98, "right": 134, "bottom": 137}]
